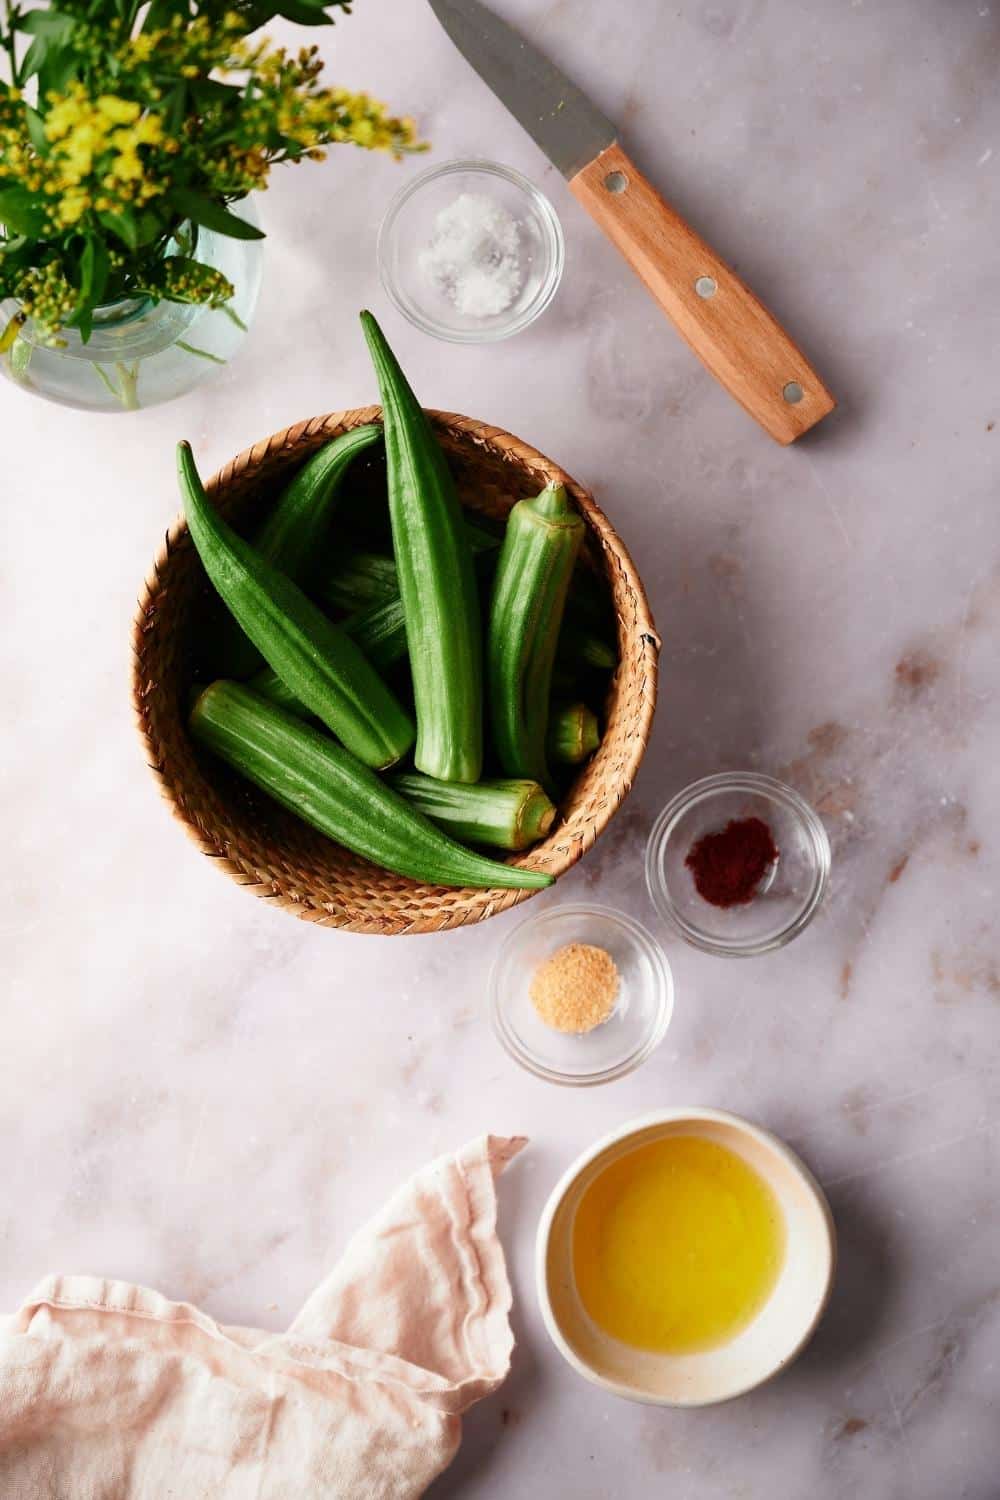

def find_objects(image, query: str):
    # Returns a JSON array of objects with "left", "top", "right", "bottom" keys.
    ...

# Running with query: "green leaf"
[
  {"left": 168, "top": 189, "right": 265, "bottom": 241},
  {"left": 37, "top": 45, "right": 77, "bottom": 96},
  {"left": 0, "top": 187, "right": 45, "bottom": 236},
  {"left": 77, "top": 236, "right": 109, "bottom": 309},
  {"left": 19, "top": 35, "right": 49, "bottom": 82},
  {"left": 275, "top": 0, "right": 335, "bottom": 23},
  {"left": 160, "top": 83, "right": 186, "bottom": 136},
  {"left": 190, "top": 78, "right": 242, "bottom": 107},
  {"left": 24, "top": 105, "right": 50, "bottom": 157},
  {"left": 98, "top": 207, "right": 138, "bottom": 250},
  {"left": 77, "top": 237, "right": 96, "bottom": 300},
  {"left": 17, "top": 10, "right": 74, "bottom": 36},
  {"left": 134, "top": 206, "right": 170, "bottom": 246},
  {"left": 16, "top": 9, "right": 74, "bottom": 81}
]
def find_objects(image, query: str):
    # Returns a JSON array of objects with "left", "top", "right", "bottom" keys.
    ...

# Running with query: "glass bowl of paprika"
[{"left": 645, "top": 773, "right": 831, "bottom": 957}]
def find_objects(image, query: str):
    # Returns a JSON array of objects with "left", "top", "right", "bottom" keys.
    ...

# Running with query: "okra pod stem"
[
  {"left": 391, "top": 772, "right": 556, "bottom": 851},
  {"left": 547, "top": 702, "right": 601, "bottom": 765}
]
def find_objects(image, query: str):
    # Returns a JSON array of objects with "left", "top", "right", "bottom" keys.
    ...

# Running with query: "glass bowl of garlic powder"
[
  {"left": 490, "top": 904, "right": 674, "bottom": 1086},
  {"left": 377, "top": 159, "right": 564, "bottom": 342}
]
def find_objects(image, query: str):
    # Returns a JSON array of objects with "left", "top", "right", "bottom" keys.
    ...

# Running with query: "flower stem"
[
  {"left": 175, "top": 338, "right": 226, "bottom": 365},
  {"left": 92, "top": 363, "right": 120, "bottom": 401},
  {"left": 1, "top": 0, "right": 19, "bottom": 87},
  {"left": 219, "top": 303, "right": 248, "bottom": 332},
  {"left": 115, "top": 361, "right": 140, "bottom": 409},
  {"left": 93, "top": 360, "right": 141, "bottom": 409},
  {"left": 9, "top": 336, "right": 32, "bottom": 384}
]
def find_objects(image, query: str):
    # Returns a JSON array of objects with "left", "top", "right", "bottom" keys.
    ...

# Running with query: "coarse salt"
[{"left": 418, "top": 192, "right": 523, "bottom": 319}]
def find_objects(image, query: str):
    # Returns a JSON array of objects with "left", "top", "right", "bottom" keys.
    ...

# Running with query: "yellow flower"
[
  {"left": 107, "top": 146, "right": 144, "bottom": 182},
  {"left": 133, "top": 115, "right": 164, "bottom": 146},
  {"left": 97, "top": 95, "right": 140, "bottom": 125},
  {"left": 127, "top": 34, "right": 158, "bottom": 62},
  {"left": 56, "top": 186, "right": 91, "bottom": 224},
  {"left": 44, "top": 93, "right": 91, "bottom": 142},
  {"left": 13, "top": 261, "right": 79, "bottom": 340},
  {"left": 60, "top": 122, "right": 108, "bottom": 182}
]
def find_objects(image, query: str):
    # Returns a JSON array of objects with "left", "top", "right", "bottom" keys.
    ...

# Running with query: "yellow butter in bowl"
[
  {"left": 537, "top": 1110, "right": 836, "bottom": 1406},
  {"left": 572, "top": 1135, "right": 785, "bottom": 1355}
]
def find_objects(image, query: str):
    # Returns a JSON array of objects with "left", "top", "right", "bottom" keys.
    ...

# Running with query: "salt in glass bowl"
[
  {"left": 489, "top": 903, "right": 673, "bottom": 1086},
  {"left": 377, "top": 159, "right": 564, "bottom": 343},
  {"left": 645, "top": 773, "right": 831, "bottom": 958}
]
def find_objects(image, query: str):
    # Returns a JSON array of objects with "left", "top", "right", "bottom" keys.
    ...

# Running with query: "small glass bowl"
[
  {"left": 489, "top": 904, "right": 673, "bottom": 1086},
  {"left": 377, "top": 158, "right": 564, "bottom": 343},
  {"left": 645, "top": 773, "right": 831, "bottom": 957}
]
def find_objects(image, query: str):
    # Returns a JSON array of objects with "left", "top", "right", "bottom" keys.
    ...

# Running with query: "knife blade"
[
  {"left": 427, "top": 0, "right": 835, "bottom": 444},
  {"left": 427, "top": 0, "right": 615, "bottom": 178}
]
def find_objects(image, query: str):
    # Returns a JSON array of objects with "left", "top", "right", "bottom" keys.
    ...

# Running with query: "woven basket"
[{"left": 133, "top": 408, "right": 659, "bottom": 935}]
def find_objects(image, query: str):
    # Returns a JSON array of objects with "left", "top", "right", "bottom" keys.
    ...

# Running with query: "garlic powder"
[{"left": 529, "top": 943, "right": 620, "bottom": 1034}]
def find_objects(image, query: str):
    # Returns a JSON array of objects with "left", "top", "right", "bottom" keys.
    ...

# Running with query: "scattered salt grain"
[{"left": 418, "top": 192, "right": 523, "bottom": 319}]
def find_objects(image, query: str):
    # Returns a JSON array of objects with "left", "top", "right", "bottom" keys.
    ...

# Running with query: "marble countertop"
[{"left": 3, "top": 0, "right": 999, "bottom": 1494}]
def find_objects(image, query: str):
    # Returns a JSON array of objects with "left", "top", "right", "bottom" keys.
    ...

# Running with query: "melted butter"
[{"left": 572, "top": 1134, "right": 785, "bottom": 1355}]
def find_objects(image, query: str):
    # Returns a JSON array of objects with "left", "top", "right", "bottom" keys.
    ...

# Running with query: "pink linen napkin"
[{"left": 0, "top": 1134, "right": 525, "bottom": 1499}]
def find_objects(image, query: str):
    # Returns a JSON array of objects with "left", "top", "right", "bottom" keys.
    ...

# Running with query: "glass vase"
[{"left": 0, "top": 205, "right": 263, "bottom": 413}]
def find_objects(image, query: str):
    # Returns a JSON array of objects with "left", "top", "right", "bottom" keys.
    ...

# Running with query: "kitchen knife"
[{"left": 427, "top": 0, "right": 835, "bottom": 444}]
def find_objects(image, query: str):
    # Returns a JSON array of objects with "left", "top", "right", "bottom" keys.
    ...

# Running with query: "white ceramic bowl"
[{"left": 536, "top": 1109, "right": 836, "bottom": 1406}]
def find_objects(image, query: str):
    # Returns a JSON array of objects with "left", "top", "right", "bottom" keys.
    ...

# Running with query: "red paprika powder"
[{"left": 685, "top": 817, "right": 779, "bottom": 909}]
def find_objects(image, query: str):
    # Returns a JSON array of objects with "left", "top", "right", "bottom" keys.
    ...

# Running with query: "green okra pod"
[
  {"left": 215, "top": 423, "right": 380, "bottom": 677},
  {"left": 179, "top": 441, "right": 414, "bottom": 770},
  {"left": 190, "top": 682, "right": 552, "bottom": 890},
  {"left": 487, "top": 482, "right": 585, "bottom": 788},
  {"left": 547, "top": 702, "right": 601, "bottom": 765},
  {"left": 361, "top": 310, "right": 483, "bottom": 783},
  {"left": 391, "top": 771, "right": 556, "bottom": 852}
]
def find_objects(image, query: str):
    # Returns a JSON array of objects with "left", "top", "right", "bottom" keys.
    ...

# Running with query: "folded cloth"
[{"left": 0, "top": 1134, "right": 525, "bottom": 1500}]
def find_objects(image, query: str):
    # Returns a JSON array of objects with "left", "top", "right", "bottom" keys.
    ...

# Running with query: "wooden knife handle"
[{"left": 569, "top": 142, "right": 835, "bottom": 444}]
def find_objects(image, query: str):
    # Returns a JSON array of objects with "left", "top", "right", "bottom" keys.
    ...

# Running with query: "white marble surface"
[{"left": 3, "top": 0, "right": 1000, "bottom": 1493}]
